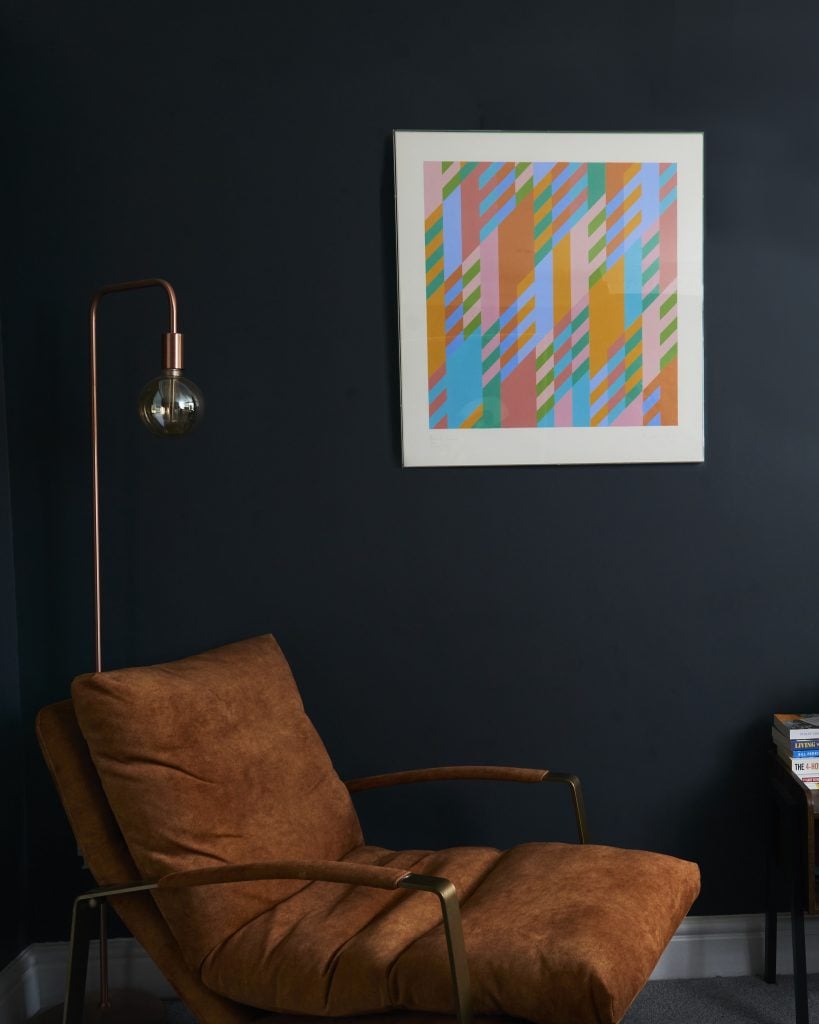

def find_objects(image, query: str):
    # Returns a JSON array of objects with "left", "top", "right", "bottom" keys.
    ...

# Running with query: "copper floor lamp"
[
  {"left": 40, "top": 279, "right": 204, "bottom": 1024},
  {"left": 89, "top": 278, "right": 203, "bottom": 673}
]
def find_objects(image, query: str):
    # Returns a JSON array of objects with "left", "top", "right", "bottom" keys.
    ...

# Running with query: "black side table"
[{"left": 766, "top": 754, "right": 817, "bottom": 1023}]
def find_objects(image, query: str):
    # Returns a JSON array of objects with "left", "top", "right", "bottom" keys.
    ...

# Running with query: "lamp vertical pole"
[
  {"left": 87, "top": 279, "right": 182, "bottom": 1016},
  {"left": 88, "top": 279, "right": 179, "bottom": 673}
]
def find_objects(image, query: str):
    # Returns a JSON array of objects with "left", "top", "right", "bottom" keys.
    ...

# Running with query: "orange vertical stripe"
[
  {"left": 588, "top": 258, "right": 624, "bottom": 376},
  {"left": 427, "top": 291, "right": 446, "bottom": 377},
  {"left": 658, "top": 354, "right": 678, "bottom": 425},
  {"left": 498, "top": 192, "right": 534, "bottom": 314}
]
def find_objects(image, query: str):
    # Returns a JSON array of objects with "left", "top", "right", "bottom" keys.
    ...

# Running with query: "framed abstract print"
[{"left": 394, "top": 131, "right": 704, "bottom": 466}]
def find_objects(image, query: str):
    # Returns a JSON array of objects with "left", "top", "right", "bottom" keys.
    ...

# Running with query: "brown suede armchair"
[{"left": 37, "top": 635, "right": 699, "bottom": 1024}]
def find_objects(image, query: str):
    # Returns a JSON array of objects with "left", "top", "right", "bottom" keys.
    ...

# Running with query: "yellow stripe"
[
  {"left": 425, "top": 208, "right": 443, "bottom": 232},
  {"left": 590, "top": 379, "right": 607, "bottom": 406},
  {"left": 625, "top": 344, "right": 642, "bottom": 372},
  {"left": 460, "top": 404, "right": 483, "bottom": 429},
  {"left": 516, "top": 296, "right": 536, "bottom": 326},
  {"left": 517, "top": 270, "right": 535, "bottom": 295},
  {"left": 623, "top": 163, "right": 641, "bottom": 186},
  {"left": 516, "top": 322, "right": 537, "bottom": 352}
]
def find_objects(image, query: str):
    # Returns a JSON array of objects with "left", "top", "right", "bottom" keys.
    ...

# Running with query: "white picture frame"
[{"left": 394, "top": 130, "right": 704, "bottom": 467}]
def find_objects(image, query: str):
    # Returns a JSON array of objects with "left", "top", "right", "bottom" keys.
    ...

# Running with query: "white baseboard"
[{"left": 0, "top": 914, "right": 815, "bottom": 1024}]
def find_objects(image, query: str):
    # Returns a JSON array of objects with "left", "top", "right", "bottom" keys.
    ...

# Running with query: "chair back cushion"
[
  {"left": 72, "top": 634, "right": 363, "bottom": 968},
  {"left": 36, "top": 700, "right": 257, "bottom": 1024}
]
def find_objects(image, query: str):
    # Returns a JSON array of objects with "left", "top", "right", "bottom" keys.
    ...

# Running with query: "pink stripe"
[
  {"left": 429, "top": 365, "right": 446, "bottom": 388},
  {"left": 480, "top": 231, "right": 500, "bottom": 331},
  {"left": 555, "top": 366, "right": 572, "bottom": 390},
  {"left": 442, "top": 162, "right": 460, "bottom": 187},
  {"left": 478, "top": 162, "right": 512, "bottom": 198},
  {"left": 482, "top": 334, "right": 500, "bottom": 359},
  {"left": 660, "top": 176, "right": 677, "bottom": 202},
  {"left": 536, "top": 361, "right": 552, "bottom": 384},
  {"left": 501, "top": 353, "right": 537, "bottom": 427},
  {"left": 424, "top": 162, "right": 445, "bottom": 220},
  {"left": 482, "top": 363, "right": 501, "bottom": 386},
  {"left": 570, "top": 214, "right": 590, "bottom": 316},
  {"left": 554, "top": 390, "right": 573, "bottom": 427},
  {"left": 611, "top": 398, "right": 643, "bottom": 426},
  {"left": 555, "top": 338, "right": 572, "bottom": 364},
  {"left": 659, "top": 207, "right": 677, "bottom": 292},
  {"left": 642, "top": 284, "right": 661, "bottom": 385},
  {"left": 607, "top": 333, "right": 626, "bottom": 360},
  {"left": 644, "top": 271, "right": 660, "bottom": 295},
  {"left": 481, "top": 183, "right": 516, "bottom": 227},
  {"left": 609, "top": 382, "right": 627, "bottom": 406},
  {"left": 430, "top": 390, "right": 446, "bottom": 415},
  {"left": 552, "top": 163, "right": 586, "bottom": 206}
]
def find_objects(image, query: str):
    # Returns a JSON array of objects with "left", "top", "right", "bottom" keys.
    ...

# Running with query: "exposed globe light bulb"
[{"left": 138, "top": 369, "right": 204, "bottom": 437}]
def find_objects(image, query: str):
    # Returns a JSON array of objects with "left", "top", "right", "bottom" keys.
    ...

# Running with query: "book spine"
[
  {"left": 789, "top": 759, "right": 819, "bottom": 773},
  {"left": 773, "top": 730, "right": 819, "bottom": 756},
  {"left": 774, "top": 723, "right": 819, "bottom": 740}
]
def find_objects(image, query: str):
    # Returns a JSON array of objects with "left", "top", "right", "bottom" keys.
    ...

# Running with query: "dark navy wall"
[
  {"left": 0, "top": 328, "right": 23, "bottom": 963},
  {"left": 2, "top": 0, "right": 819, "bottom": 941}
]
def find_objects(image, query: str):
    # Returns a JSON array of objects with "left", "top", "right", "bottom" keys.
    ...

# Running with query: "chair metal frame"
[{"left": 61, "top": 768, "right": 588, "bottom": 1024}]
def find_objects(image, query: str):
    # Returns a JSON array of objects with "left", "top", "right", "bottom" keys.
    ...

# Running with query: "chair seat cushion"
[{"left": 200, "top": 841, "right": 699, "bottom": 1024}]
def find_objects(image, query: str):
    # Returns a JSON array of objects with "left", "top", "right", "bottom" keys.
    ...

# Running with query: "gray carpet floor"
[{"left": 164, "top": 976, "right": 818, "bottom": 1023}]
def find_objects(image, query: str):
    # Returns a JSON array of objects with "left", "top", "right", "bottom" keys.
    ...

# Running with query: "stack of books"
[{"left": 773, "top": 714, "right": 819, "bottom": 788}]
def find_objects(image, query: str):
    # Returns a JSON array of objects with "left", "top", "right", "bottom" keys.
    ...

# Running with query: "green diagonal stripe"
[
  {"left": 425, "top": 219, "right": 443, "bottom": 245},
  {"left": 538, "top": 395, "right": 555, "bottom": 416},
  {"left": 572, "top": 307, "right": 589, "bottom": 331},
  {"left": 516, "top": 178, "right": 533, "bottom": 203},
  {"left": 660, "top": 343, "right": 678, "bottom": 369},
  {"left": 536, "top": 369, "right": 554, "bottom": 395},
  {"left": 425, "top": 246, "right": 443, "bottom": 272},
  {"left": 463, "top": 288, "right": 481, "bottom": 314},
  {"left": 588, "top": 209, "right": 605, "bottom": 234},
  {"left": 464, "top": 315, "right": 481, "bottom": 338},
  {"left": 625, "top": 383, "right": 642, "bottom": 406},
  {"left": 642, "top": 258, "right": 659, "bottom": 284},
  {"left": 572, "top": 361, "right": 589, "bottom": 385},
  {"left": 426, "top": 272, "right": 444, "bottom": 298},
  {"left": 483, "top": 321, "right": 500, "bottom": 343},
  {"left": 534, "top": 188, "right": 552, "bottom": 213},
  {"left": 463, "top": 261, "right": 481, "bottom": 286},
  {"left": 642, "top": 286, "right": 660, "bottom": 311},
  {"left": 660, "top": 317, "right": 678, "bottom": 343},
  {"left": 483, "top": 346, "right": 501, "bottom": 371},
  {"left": 625, "top": 329, "right": 642, "bottom": 356},
  {"left": 536, "top": 344, "right": 554, "bottom": 369},
  {"left": 643, "top": 233, "right": 660, "bottom": 257},
  {"left": 660, "top": 292, "right": 677, "bottom": 318},
  {"left": 572, "top": 331, "right": 589, "bottom": 359}
]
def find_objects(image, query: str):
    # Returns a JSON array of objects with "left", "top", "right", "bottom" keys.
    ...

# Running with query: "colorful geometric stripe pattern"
[{"left": 423, "top": 161, "right": 678, "bottom": 429}]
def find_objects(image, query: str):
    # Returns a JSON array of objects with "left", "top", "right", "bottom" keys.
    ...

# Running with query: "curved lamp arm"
[
  {"left": 346, "top": 765, "right": 589, "bottom": 844},
  {"left": 88, "top": 279, "right": 180, "bottom": 673}
]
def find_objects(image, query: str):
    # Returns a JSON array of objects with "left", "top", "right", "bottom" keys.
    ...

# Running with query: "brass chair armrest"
[
  {"left": 67, "top": 867, "right": 472, "bottom": 1024},
  {"left": 346, "top": 765, "right": 549, "bottom": 789},
  {"left": 346, "top": 765, "right": 589, "bottom": 844}
]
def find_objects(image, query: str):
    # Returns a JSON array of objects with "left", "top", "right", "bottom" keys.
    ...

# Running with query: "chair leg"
[
  {"left": 63, "top": 897, "right": 98, "bottom": 1024},
  {"left": 791, "top": 903, "right": 808, "bottom": 1024},
  {"left": 765, "top": 801, "right": 778, "bottom": 984}
]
